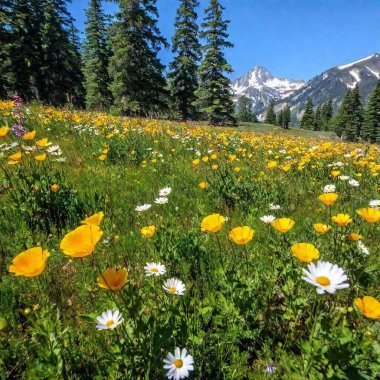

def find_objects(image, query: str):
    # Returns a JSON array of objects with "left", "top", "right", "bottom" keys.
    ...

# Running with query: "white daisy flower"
[
  {"left": 163, "top": 278, "right": 186, "bottom": 296},
  {"left": 358, "top": 241, "right": 370, "bottom": 255},
  {"left": 323, "top": 184, "right": 336, "bottom": 193},
  {"left": 159, "top": 187, "right": 172, "bottom": 196},
  {"left": 155, "top": 197, "right": 169, "bottom": 205},
  {"left": 338, "top": 175, "right": 349, "bottom": 181},
  {"left": 135, "top": 204, "right": 152, "bottom": 212},
  {"left": 260, "top": 215, "right": 276, "bottom": 224},
  {"left": 163, "top": 347, "right": 194, "bottom": 380},
  {"left": 302, "top": 261, "right": 349, "bottom": 294},
  {"left": 96, "top": 310, "right": 123, "bottom": 330},
  {"left": 269, "top": 203, "right": 281, "bottom": 210},
  {"left": 144, "top": 262, "right": 166, "bottom": 276},
  {"left": 369, "top": 200, "right": 380, "bottom": 209},
  {"left": 348, "top": 179, "right": 359, "bottom": 187}
]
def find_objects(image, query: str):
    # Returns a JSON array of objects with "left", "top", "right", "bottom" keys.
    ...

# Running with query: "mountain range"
[{"left": 232, "top": 53, "right": 380, "bottom": 120}]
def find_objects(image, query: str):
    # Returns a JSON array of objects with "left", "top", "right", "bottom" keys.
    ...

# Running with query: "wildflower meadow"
[{"left": 0, "top": 100, "right": 379, "bottom": 379}]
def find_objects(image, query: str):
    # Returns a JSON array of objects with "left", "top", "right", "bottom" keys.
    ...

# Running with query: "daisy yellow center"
[
  {"left": 316, "top": 276, "right": 331, "bottom": 286},
  {"left": 173, "top": 359, "right": 183, "bottom": 368},
  {"left": 150, "top": 268, "right": 159, "bottom": 273},
  {"left": 169, "top": 287, "right": 177, "bottom": 294},
  {"left": 106, "top": 320, "right": 114, "bottom": 328}
]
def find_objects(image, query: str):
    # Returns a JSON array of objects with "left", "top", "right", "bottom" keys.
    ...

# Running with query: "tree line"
[
  {"left": 299, "top": 82, "right": 380, "bottom": 143},
  {"left": 0, "top": 0, "right": 237, "bottom": 125}
]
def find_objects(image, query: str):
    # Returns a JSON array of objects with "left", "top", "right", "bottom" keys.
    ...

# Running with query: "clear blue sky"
[{"left": 68, "top": 0, "right": 380, "bottom": 81}]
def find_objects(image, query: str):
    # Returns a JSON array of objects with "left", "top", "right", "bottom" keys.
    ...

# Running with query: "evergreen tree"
[
  {"left": 236, "top": 96, "right": 256, "bottom": 122},
  {"left": 0, "top": 0, "right": 12, "bottom": 97},
  {"left": 321, "top": 99, "right": 333, "bottom": 130},
  {"left": 314, "top": 106, "right": 322, "bottom": 131},
  {"left": 300, "top": 97, "right": 315, "bottom": 130},
  {"left": 276, "top": 109, "right": 283, "bottom": 126},
  {"left": 83, "top": 0, "right": 112, "bottom": 110},
  {"left": 343, "top": 85, "right": 363, "bottom": 141},
  {"left": 362, "top": 80, "right": 380, "bottom": 143},
  {"left": 168, "top": 0, "right": 201, "bottom": 120},
  {"left": 265, "top": 101, "right": 276, "bottom": 124},
  {"left": 109, "top": 0, "right": 168, "bottom": 116},
  {"left": 282, "top": 105, "right": 291, "bottom": 129},
  {"left": 195, "top": 0, "right": 236, "bottom": 126},
  {"left": 334, "top": 90, "right": 352, "bottom": 138}
]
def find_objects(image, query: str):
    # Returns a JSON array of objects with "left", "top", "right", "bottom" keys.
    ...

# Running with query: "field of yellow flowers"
[{"left": 0, "top": 99, "right": 379, "bottom": 379}]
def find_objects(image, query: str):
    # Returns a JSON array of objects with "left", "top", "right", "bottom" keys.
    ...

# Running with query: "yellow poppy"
[
  {"left": 22, "top": 130, "right": 36, "bottom": 140},
  {"left": 99, "top": 154, "right": 107, "bottom": 161},
  {"left": 36, "top": 138, "right": 49, "bottom": 147},
  {"left": 9, "top": 247, "right": 49, "bottom": 277},
  {"left": 9, "top": 152, "right": 22, "bottom": 162},
  {"left": 51, "top": 184, "right": 60, "bottom": 192},
  {"left": 199, "top": 181, "right": 208, "bottom": 189},
  {"left": 229, "top": 226, "right": 255, "bottom": 245},
  {"left": 291, "top": 243, "right": 320, "bottom": 263},
  {"left": 201, "top": 214, "right": 225, "bottom": 233},
  {"left": 354, "top": 296, "right": 380, "bottom": 319},
  {"left": 331, "top": 213, "right": 352, "bottom": 227},
  {"left": 357, "top": 208, "right": 380, "bottom": 223},
  {"left": 141, "top": 225, "right": 156, "bottom": 238},
  {"left": 0, "top": 126, "right": 9, "bottom": 137},
  {"left": 60, "top": 225, "right": 103, "bottom": 257},
  {"left": 34, "top": 154, "right": 46, "bottom": 161},
  {"left": 318, "top": 193, "right": 339, "bottom": 206},
  {"left": 97, "top": 268, "right": 128, "bottom": 291},
  {"left": 313, "top": 223, "right": 331, "bottom": 234},
  {"left": 347, "top": 233, "right": 363, "bottom": 241},
  {"left": 272, "top": 218, "right": 295, "bottom": 233},
  {"left": 81, "top": 212, "right": 104, "bottom": 226}
]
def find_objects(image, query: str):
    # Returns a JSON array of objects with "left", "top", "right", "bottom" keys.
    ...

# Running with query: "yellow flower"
[
  {"left": 211, "top": 164, "right": 218, "bottom": 170},
  {"left": 233, "top": 167, "right": 241, "bottom": 173},
  {"left": 199, "top": 181, "right": 208, "bottom": 189},
  {"left": 34, "top": 154, "right": 46, "bottom": 161},
  {"left": 22, "top": 130, "right": 36, "bottom": 140},
  {"left": 60, "top": 225, "right": 103, "bottom": 257},
  {"left": 36, "top": 138, "right": 49, "bottom": 147},
  {"left": 272, "top": 218, "right": 295, "bottom": 233},
  {"left": 99, "top": 154, "right": 107, "bottom": 161},
  {"left": 267, "top": 161, "right": 277, "bottom": 169},
  {"left": 9, "top": 152, "right": 22, "bottom": 162},
  {"left": 102, "top": 149, "right": 108, "bottom": 154},
  {"left": 0, "top": 126, "right": 9, "bottom": 137},
  {"left": 291, "top": 243, "right": 320, "bottom": 263},
  {"left": 357, "top": 208, "right": 380, "bottom": 223},
  {"left": 330, "top": 170, "right": 341, "bottom": 178},
  {"left": 51, "top": 184, "right": 60, "bottom": 192},
  {"left": 354, "top": 296, "right": 380, "bottom": 319},
  {"left": 229, "top": 226, "right": 255, "bottom": 244},
  {"left": 9, "top": 247, "right": 49, "bottom": 277},
  {"left": 141, "top": 225, "right": 156, "bottom": 238},
  {"left": 192, "top": 159, "right": 200, "bottom": 165},
  {"left": 97, "top": 268, "right": 128, "bottom": 291},
  {"left": 331, "top": 213, "right": 352, "bottom": 227},
  {"left": 201, "top": 214, "right": 226, "bottom": 233},
  {"left": 347, "top": 233, "right": 363, "bottom": 241},
  {"left": 202, "top": 156, "right": 209, "bottom": 162},
  {"left": 313, "top": 223, "right": 331, "bottom": 235},
  {"left": 81, "top": 212, "right": 104, "bottom": 226},
  {"left": 318, "top": 193, "right": 339, "bottom": 206}
]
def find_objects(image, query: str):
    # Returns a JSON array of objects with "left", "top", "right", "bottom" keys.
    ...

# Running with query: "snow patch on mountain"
[{"left": 337, "top": 54, "right": 376, "bottom": 70}]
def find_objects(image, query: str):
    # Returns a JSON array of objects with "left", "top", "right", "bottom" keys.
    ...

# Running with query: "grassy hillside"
[{"left": 0, "top": 100, "right": 379, "bottom": 379}]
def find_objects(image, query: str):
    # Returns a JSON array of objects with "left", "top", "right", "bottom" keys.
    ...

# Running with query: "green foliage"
[
  {"left": 195, "top": 0, "right": 236, "bottom": 126},
  {"left": 362, "top": 79, "right": 380, "bottom": 143},
  {"left": 300, "top": 97, "right": 316, "bottom": 130},
  {"left": 109, "top": 0, "right": 169, "bottom": 116},
  {"left": 236, "top": 96, "right": 257, "bottom": 123},
  {"left": 265, "top": 101, "right": 277, "bottom": 125},
  {"left": 277, "top": 105, "right": 291, "bottom": 129},
  {"left": 168, "top": 0, "right": 201, "bottom": 120},
  {"left": 83, "top": 0, "right": 113, "bottom": 111}
]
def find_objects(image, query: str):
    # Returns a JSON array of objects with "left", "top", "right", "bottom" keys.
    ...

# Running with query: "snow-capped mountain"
[
  {"left": 277, "top": 53, "right": 380, "bottom": 119},
  {"left": 232, "top": 66, "right": 304, "bottom": 114}
]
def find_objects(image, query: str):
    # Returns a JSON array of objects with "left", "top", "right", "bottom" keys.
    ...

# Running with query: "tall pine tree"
[
  {"left": 300, "top": 97, "right": 315, "bottom": 130},
  {"left": 195, "top": 0, "right": 236, "bottom": 126},
  {"left": 321, "top": 99, "right": 333, "bottom": 130},
  {"left": 168, "top": 0, "right": 201, "bottom": 120},
  {"left": 334, "top": 90, "right": 352, "bottom": 138},
  {"left": 236, "top": 96, "right": 256, "bottom": 122},
  {"left": 83, "top": 0, "right": 112, "bottom": 110},
  {"left": 282, "top": 105, "right": 291, "bottom": 129},
  {"left": 265, "top": 101, "right": 276, "bottom": 124},
  {"left": 0, "top": 0, "right": 12, "bottom": 98},
  {"left": 362, "top": 80, "right": 380, "bottom": 143},
  {"left": 343, "top": 85, "right": 363, "bottom": 141},
  {"left": 109, "top": 0, "right": 168, "bottom": 116}
]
